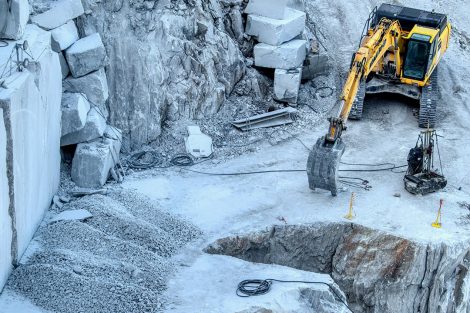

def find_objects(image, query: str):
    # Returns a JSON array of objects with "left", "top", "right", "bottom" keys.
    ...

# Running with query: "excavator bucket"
[{"left": 306, "top": 136, "right": 346, "bottom": 196}]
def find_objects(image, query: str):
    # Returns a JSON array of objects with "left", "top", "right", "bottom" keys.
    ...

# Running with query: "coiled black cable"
[
  {"left": 127, "top": 150, "right": 163, "bottom": 169},
  {"left": 237, "top": 279, "right": 353, "bottom": 312}
]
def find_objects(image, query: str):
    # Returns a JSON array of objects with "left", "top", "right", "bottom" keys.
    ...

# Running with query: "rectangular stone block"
[
  {"left": 31, "top": 0, "right": 84, "bottom": 30},
  {"left": 60, "top": 107, "right": 106, "bottom": 146},
  {"left": 61, "top": 93, "right": 91, "bottom": 137},
  {"left": 71, "top": 126, "right": 122, "bottom": 188},
  {"left": 65, "top": 33, "right": 108, "bottom": 78},
  {"left": 245, "top": 8, "right": 306, "bottom": 46},
  {"left": 51, "top": 20, "right": 79, "bottom": 52},
  {"left": 274, "top": 68, "right": 302, "bottom": 104},
  {"left": 63, "top": 68, "right": 109, "bottom": 116},
  {"left": 245, "top": 0, "right": 288, "bottom": 20},
  {"left": 0, "top": 0, "right": 29, "bottom": 40},
  {"left": 254, "top": 39, "right": 307, "bottom": 69},
  {"left": 302, "top": 53, "right": 330, "bottom": 80},
  {"left": 0, "top": 70, "right": 61, "bottom": 278}
]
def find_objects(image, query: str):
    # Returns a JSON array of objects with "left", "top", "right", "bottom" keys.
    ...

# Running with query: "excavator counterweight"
[{"left": 306, "top": 4, "right": 451, "bottom": 195}]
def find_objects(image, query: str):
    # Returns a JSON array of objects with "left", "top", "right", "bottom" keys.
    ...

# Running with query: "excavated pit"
[{"left": 205, "top": 223, "right": 470, "bottom": 313}]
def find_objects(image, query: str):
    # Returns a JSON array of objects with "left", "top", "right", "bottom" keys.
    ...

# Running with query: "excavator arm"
[{"left": 307, "top": 18, "right": 402, "bottom": 196}]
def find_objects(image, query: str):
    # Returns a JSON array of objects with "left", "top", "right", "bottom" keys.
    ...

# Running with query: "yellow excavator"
[{"left": 307, "top": 4, "right": 451, "bottom": 196}]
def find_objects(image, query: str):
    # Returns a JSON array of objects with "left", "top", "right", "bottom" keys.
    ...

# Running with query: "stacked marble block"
[
  {"left": 245, "top": 0, "right": 307, "bottom": 105},
  {"left": 31, "top": 0, "right": 122, "bottom": 188}
]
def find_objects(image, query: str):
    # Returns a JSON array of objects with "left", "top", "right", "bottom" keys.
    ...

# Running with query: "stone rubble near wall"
[
  {"left": 254, "top": 40, "right": 307, "bottom": 69},
  {"left": 245, "top": 0, "right": 289, "bottom": 19},
  {"left": 65, "top": 33, "right": 108, "bottom": 78},
  {"left": 61, "top": 93, "right": 91, "bottom": 137},
  {"left": 0, "top": 0, "right": 29, "bottom": 40},
  {"left": 30, "top": 0, "right": 84, "bottom": 30},
  {"left": 245, "top": 8, "right": 306, "bottom": 46},
  {"left": 50, "top": 20, "right": 79, "bottom": 52},
  {"left": 274, "top": 68, "right": 302, "bottom": 104},
  {"left": 71, "top": 126, "right": 122, "bottom": 188},
  {"left": 61, "top": 107, "right": 106, "bottom": 146},
  {"left": 63, "top": 68, "right": 109, "bottom": 116}
]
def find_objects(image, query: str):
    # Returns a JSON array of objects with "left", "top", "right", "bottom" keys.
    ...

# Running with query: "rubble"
[
  {"left": 274, "top": 68, "right": 302, "bottom": 104},
  {"left": 30, "top": 0, "right": 84, "bottom": 30},
  {"left": 245, "top": 0, "right": 288, "bottom": 20},
  {"left": 0, "top": 0, "right": 29, "bottom": 40},
  {"left": 245, "top": 8, "right": 306, "bottom": 46},
  {"left": 60, "top": 93, "right": 91, "bottom": 137},
  {"left": 65, "top": 33, "right": 108, "bottom": 78},
  {"left": 185, "top": 125, "right": 213, "bottom": 158},
  {"left": 254, "top": 40, "right": 307, "bottom": 69},
  {"left": 60, "top": 107, "right": 106, "bottom": 147},
  {"left": 71, "top": 126, "right": 122, "bottom": 188},
  {"left": 50, "top": 20, "right": 79, "bottom": 52}
]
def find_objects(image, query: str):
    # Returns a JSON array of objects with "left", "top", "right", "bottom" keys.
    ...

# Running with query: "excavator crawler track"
[
  {"left": 419, "top": 68, "right": 439, "bottom": 128},
  {"left": 349, "top": 81, "right": 366, "bottom": 120},
  {"left": 306, "top": 137, "right": 346, "bottom": 196}
]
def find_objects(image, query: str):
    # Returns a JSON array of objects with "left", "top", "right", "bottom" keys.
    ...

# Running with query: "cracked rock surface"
[{"left": 75, "top": 0, "right": 246, "bottom": 150}]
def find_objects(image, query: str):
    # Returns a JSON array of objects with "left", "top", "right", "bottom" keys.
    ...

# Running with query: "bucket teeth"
[{"left": 306, "top": 136, "right": 346, "bottom": 196}]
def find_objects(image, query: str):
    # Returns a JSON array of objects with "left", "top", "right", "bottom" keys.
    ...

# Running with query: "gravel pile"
[{"left": 6, "top": 191, "right": 202, "bottom": 313}]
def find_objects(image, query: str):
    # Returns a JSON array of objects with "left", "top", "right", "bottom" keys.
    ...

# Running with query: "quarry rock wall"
[{"left": 76, "top": 0, "right": 246, "bottom": 150}]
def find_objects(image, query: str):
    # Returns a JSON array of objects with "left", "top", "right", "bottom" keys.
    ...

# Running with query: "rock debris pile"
[{"left": 6, "top": 190, "right": 202, "bottom": 313}]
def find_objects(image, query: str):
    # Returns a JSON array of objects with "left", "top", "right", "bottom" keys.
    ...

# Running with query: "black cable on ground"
[
  {"left": 237, "top": 279, "right": 353, "bottom": 312},
  {"left": 170, "top": 153, "right": 194, "bottom": 167},
  {"left": 127, "top": 150, "right": 163, "bottom": 169}
]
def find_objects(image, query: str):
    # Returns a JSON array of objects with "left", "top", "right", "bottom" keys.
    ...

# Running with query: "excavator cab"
[{"left": 403, "top": 34, "right": 432, "bottom": 80}]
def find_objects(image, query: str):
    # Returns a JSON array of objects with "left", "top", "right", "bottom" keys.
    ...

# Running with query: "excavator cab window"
[{"left": 403, "top": 34, "right": 432, "bottom": 81}]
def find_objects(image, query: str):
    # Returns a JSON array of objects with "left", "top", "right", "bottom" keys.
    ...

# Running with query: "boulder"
[
  {"left": 65, "top": 33, "right": 108, "bottom": 78},
  {"left": 71, "top": 126, "right": 122, "bottom": 188},
  {"left": 245, "top": 0, "right": 288, "bottom": 20},
  {"left": 58, "top": 52, "right": 70, "bottom": 79},
  {"left": 31, "top": 0, "right": 84, "bottom": 30},
  {"left": 245, "top": 8, "right": 306, "bottom": 46},
  {"left": 60, "top": 107, "right": 106, "bottom": 146},
  {"left": 274, "top": 68, "right": 302, "bottom": 104},
  {"left": 50, "top": 20, "right": 79, "bottom": 52},
  {"left": 0, "top": 0, "right": 29, "bottom": 40},
  {"left": 254, "top": 39, "right": 307, "bottom": 69},
  {"left": 61, "top": 93, "right": 91, "bottom": 137},
  {"left": 63, "top": 68, "right": 109, "bottom": 116}
]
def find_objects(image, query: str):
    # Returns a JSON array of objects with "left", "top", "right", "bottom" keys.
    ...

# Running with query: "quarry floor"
[{"left": 1, "top": 91, "right": 470, "bottom": 312}]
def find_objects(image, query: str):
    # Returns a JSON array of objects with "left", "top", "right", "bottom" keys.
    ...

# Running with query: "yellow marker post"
[
  {"left": 344, "top": 192, "right": 355, "bottom": 220},
  {"left": 432, "top": 199, "right": 444, "bottom": 229}
]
